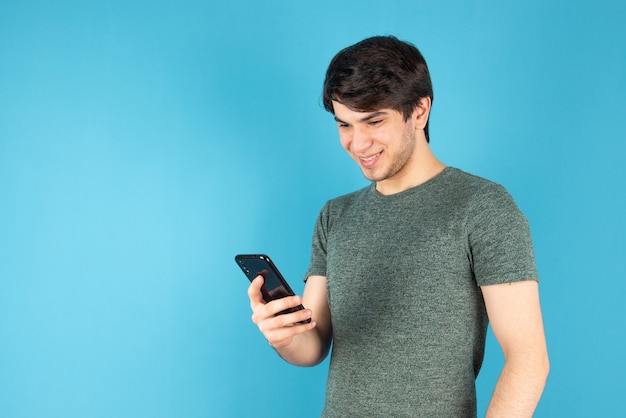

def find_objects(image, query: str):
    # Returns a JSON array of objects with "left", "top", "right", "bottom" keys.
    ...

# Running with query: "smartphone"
[{"left": 235, "top": 254, "right": 311, "bottom": 324}]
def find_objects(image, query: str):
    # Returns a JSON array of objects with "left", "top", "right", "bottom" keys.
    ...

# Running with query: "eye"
[{"left": 369, "top": 120, "right": 382, "bottom": 126}]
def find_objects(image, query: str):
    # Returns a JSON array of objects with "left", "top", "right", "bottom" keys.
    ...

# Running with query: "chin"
[{"left": 361, "top": 170, "right": 385, "bottom": 182}]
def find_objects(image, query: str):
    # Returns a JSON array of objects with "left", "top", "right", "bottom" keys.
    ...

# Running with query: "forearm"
[
  {"left": 273, "top": 327, "right": 331, "bottom": 367},
  {"left": 249, "top": 275, "right": 332, "bottom": 367},
  {"left": 486, "top": 356, "right": 549, "bottom": 417}
]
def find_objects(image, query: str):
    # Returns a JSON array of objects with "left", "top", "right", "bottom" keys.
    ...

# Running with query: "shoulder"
[
  {"left": 443, "top": 167, "right": 503, "bottom": 195},
  {"left": 322, "top": 184, "right": 372, "bottom": 214},
  {"left": 439, "top": 168, "right": 529, "bottom": 235},
  {"left": 312, "top": 184, "right": 372, "bottom": 235},
  {"left": 427, "top": 168, "right": 513, "bottom": 217}
]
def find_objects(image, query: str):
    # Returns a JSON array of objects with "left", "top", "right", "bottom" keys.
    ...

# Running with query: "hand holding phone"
[{"left": 235, "top": 254, "right": 311, "bottom": 324}]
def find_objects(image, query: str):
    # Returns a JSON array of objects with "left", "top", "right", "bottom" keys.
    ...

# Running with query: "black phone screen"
[
  {"left": 235, "top": 254, "right": 310, "bottom": 323},
  {"left": 235, "top": 254, "right": 294, "bottom": 301}
]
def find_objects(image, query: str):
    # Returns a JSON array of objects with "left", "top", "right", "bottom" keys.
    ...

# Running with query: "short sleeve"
[
  {"left": 466, "top": 183, "right": 539, "bottom": 286},
  {"left": 304, "top": 201, "right": 330, "bottom": 281}
]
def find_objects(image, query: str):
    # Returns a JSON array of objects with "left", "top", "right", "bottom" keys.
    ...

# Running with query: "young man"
[{"left": 248, "top": 36, "right": 549, "bottom": 417}]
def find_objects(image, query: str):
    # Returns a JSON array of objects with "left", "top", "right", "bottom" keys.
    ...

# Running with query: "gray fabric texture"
[{"left": 305, "top": 167, "right": 538, "bottom": 417}]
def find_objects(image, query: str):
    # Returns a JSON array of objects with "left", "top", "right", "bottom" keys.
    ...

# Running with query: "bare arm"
[
  {"left": 482, "top": 280, "right": 550, "bottom": 417},
  {"left": 248, "top": 274, "right": 332, "bottom": 366}
]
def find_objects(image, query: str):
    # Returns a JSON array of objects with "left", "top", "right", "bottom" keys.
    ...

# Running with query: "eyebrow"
[{"left": 334, "top": 111, "right": 389, "bottom": 125}]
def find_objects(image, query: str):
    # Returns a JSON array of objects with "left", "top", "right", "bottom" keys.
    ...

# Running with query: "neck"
[{"left": 375, "top": 140, "right": 446, "bottom": 195}]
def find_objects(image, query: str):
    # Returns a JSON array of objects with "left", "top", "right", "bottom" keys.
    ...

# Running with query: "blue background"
[{"left": 1, "top": 1, "right": 625, "bottom": 417}]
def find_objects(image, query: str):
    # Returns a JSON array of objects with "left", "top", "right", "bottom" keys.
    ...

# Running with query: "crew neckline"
[{"left": 369, "top": 166, "right": 456, "bottom": 199}]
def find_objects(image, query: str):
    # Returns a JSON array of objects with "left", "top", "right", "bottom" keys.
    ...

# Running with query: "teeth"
[{"left": 361, "top": 153, "right": 379, "bottom": 162}]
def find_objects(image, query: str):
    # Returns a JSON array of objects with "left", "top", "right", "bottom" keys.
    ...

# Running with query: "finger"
[
  {"left": 251, "top": 296, "right": 303, "bottom": 326},
  {"left": 264, "top": 296, "right": 304, "bottom": 317},
  {"left": 265, "top": 319, "right": 317, "bottom": 348},
  {"left": 275, "top": 308, "right": 313, "bottom": 327},
  {"left": 258, "top": 307, "right": 313, "bottom": 333},
  {"left": 247, "top": 275, "right": 266, "bottom": 307}
]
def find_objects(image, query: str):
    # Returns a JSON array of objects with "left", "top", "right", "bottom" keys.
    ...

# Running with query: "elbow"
[
  {"left": 533, "top": 343, "right": 550, "bottom": 385},
  {"left": 282, "top": 331, "right": 332, "bottom": 368},
  {"left": 504, "top": 346, "right": 550, "bottom": 388},
  {"left": 290, "top": 348, "right": 330, "bottom": 368},
  {"left": 532, "top": 349, "right": 551, "bottom": 385},
  {"left": 539, "top": 351, "right": 550, "bottom": 385},
  {"left": 299, "top": 340, "right": 332, "bottom": 368}
]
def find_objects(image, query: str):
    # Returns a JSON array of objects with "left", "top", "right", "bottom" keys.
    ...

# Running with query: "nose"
[{"left": 351, "top": 125, "right": 372, "bottom": 153}]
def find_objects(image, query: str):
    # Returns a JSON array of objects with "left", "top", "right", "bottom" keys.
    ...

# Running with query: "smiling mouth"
[{"left": 359, "top": 152, "right": 382, "bottom": 168}]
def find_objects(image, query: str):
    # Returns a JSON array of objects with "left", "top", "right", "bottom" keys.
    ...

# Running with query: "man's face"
[{"left": 332, "top": 101, "right": 418, "bottom": 186}]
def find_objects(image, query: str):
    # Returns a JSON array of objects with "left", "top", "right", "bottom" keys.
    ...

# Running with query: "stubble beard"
[{"left": 363, "top": 128, "right": 417, "bottom": 183}]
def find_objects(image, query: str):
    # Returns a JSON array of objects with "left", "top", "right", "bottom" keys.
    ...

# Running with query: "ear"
[{"left": 412, "top": 97, "right": 431, "bottom": 130}]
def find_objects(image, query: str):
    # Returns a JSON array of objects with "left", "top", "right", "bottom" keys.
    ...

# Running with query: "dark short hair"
[{"left": 323, "top": 35, "right": 434, "bottom": 142}]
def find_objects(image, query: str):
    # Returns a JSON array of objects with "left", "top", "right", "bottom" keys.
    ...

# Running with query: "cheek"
[{"left": 338, "top": 134, "right": 351, "bottom": 152}]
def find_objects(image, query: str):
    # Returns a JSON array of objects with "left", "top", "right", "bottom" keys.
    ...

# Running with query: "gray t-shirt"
[{"left": 305, "top": 167, "right": 538, "bottom": 417}]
